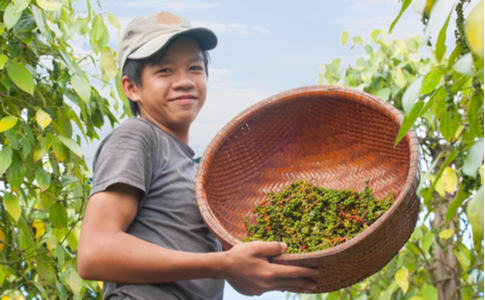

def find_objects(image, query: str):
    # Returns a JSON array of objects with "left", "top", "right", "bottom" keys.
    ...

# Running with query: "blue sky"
[{"left": 77, "top": 1, "right": 476, "bottom": 299}]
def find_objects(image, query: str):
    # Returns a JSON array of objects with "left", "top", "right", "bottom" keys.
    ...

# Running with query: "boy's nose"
[{"left": 172, "top": 71, "right": 195, "bottom": 89}]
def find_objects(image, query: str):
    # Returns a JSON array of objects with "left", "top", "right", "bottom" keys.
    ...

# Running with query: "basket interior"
[{"left": 204, "top": 92, "right": 410, "bottom": 241}]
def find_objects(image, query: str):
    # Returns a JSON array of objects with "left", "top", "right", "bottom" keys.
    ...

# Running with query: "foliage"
[
  {"left": 293, "top": 0, "right": 484, "bottom": 299},
  {"left": 0, "top": 0, "right": 126, "bottom": 299}
]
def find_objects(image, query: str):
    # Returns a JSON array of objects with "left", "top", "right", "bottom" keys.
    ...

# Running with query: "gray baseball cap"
[{"left": 117, "top": 12, "right": 217, "bottom": 71}]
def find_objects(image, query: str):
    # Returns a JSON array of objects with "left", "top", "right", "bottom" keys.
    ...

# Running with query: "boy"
[{"left": 77, "top": 11, "right": 318, "bottom": 299}]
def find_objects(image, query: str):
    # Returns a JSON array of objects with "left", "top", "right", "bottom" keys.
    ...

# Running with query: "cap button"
[{"left": 157, "top": 12, "right": 182, "bottom": 26}]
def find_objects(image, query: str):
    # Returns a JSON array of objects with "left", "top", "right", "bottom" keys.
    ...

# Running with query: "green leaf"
[
  {"left": 421, "top": 231, "right": 433, "bottom": 253},
  {"left": 33, "top": 135, "right": 52, "bottom": 162},
  {"left": 0, "top": 144, "right": 12, "bottom": 175},
  {"left": 49, "top": 202, "right": 68, "bottom": 228},
  {"left": 352, "top": 36, "right": 363, "bottom": 46},
  {"left": 420, "top": 285, "right": 438, "bottom": 300},
  {"left": 453, "top": 53, "right": 474, "bottom": 76},
  {"left": 71, "top": 74, "right": 91, "bottom": 103},
  {"left": 6, "top": 60, "right": 34, "bottom": 95},
  {"left": 14, "top": 13, "right": 35, "bottom": 32},
  {"left": 423, "top": 0, "right": 447, "bottom": 41},
  {"left": 376, "top": 88, "right": 390, "bottom": 101},
  {"left": 395, "top": 101, "right": 424, "bottom": 146},
  {"left": 100, "top": 48, "right": 117, "bottom": 78},
  {"left": 0, "top": 55, "right": 7, "bottom": 69},
  {"left": 468, "top": 93, "right": 483, "bottom": 137},
  {"left": 439, "top": 228, "right": 454, "bottom": 240},
  {"left": 389, "top": 0, "right": 411, "bottom": 33},
  {"left": 3, "top": 192, "right": 21, "bottom": 222},
  {"left": 466, "top": 185, "right": 484, "bottom": 254},
  {"left": 51, "top": 136, "right": 68, "bottom": 162},
  {"left": 107, "top": 12, "right": 121, "bottom": 29},
  {"left": 0, "top": 116, "right": 18, "bottom": 132},
  {"left": 445, "top": 185, "right": 470, "bottom": 224},
  {"left": 435, "top": 7, "right": 453, "bottom": 63},
  {"left": 4, "top": 3, "right": 22, "bottom": 29},
  {"left": 33, "top": 281, "right": 49, "bottom": 299},
  {"left": 37, "top": 0, "right": 62, "bottom": 11},
  {"left": 394, "top": 268, "right": 409, "bottom": 294},
  {"left": 46, "top": 235, "right": 57, "bottom": 251},
  {"left": 37, "top": 254, "right": 56, "bottom": 286},
  {"left": 63, "top": 267, "right": 83, "bottom": 294},
  {"left": 439, "top": 103, "right": 459, "bottom": 142},
  {"left": 91, "top": 15, "right": 105, "bottom": 42},
  {"left": 424, "top": 150, "right": 458, "bottom": 201},
  {"left": 463, "top": 139, "right": 484, "bottom": 177},
  {"left": 402, "top": 77, "right": 423, "bottom": 113},
  {"left": 438, "top": 167, "right": 458, "bottom": 194},
  {"left": 393, "top": 68, "right": 407, "bottom": 88},
  {"left": 454, "top": 243, "right": 471, "bottom": 270},
  {"left": 30, "top": 5, "right": 48, "bottom": 37},
  {"left": 465, "top": 0, "right": 484, "bottom": 59},
  {"left": 35, "top": 168, "right": 51, "bottom": 192},
  {"left": 12, "top": 0, "right": 30, "bottom": 14},
  {"left": 36, "top": 109, "right": 51, "bottom": 130},
  {"left": 6, "top": 153, "right": 23, "bottom": 191},
  {"left": 421, "top": 67, "right": 443, "bottom": 94},
  {"left": 58, "top": 136, "right": 83, "bottom": 158}
]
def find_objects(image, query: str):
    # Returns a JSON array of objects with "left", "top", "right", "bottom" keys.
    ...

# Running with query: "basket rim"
[{"left": 195, "top": 85, "right": 421, "bottom": 264}]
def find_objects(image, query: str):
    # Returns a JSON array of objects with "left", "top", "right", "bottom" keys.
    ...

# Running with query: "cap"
[{"left": 117, "top": 12, "right": 218, "bottom": 71}]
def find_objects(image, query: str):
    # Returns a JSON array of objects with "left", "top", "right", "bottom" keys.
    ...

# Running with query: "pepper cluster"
[{"left": 243, "top": 180, "right": 395, "bottom": 254}]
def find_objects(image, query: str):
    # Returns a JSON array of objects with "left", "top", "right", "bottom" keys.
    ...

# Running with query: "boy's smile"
[{"left": 122, "top": 36, "right": 207, "bottom": 142}]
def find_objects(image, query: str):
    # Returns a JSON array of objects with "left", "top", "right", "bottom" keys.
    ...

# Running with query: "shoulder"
[{"left": 112, "top": 118, "right": 158, "bottom": 138}]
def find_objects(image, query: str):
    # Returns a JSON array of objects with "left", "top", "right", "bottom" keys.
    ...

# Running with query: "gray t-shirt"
[{"left": 89, "top": 118, "right": 224, "bottom": 300}]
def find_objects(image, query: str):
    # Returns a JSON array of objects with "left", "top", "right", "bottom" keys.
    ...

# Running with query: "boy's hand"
[{"left": 222, "top": 241, "right": 319, "bottom": 296}]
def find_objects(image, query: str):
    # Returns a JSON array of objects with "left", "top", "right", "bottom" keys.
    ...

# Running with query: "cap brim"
[{"left": 127, "top": 27, "right": 217, "bottom": 60}]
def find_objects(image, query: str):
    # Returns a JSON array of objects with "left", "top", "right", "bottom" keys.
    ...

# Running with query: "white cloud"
[{"left": 192, "top": 21, "right": 271, "bottom": 36}]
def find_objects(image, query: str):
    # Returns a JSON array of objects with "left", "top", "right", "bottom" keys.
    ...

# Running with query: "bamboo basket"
[{"left": 195, "top": 85, "right": 420, "bottom": 293}]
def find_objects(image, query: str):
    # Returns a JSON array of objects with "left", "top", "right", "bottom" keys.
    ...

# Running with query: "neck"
[{"left": 138, "top": 110, "right": 190, "bottom": 145}]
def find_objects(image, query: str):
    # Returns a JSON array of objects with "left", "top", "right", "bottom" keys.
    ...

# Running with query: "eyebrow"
[{"left": 159, "top": 56, "right": 204, "bottom": 65}]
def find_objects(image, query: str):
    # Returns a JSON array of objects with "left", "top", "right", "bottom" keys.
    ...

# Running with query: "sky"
[{"left": 75, "top": 1, "right": 477, "bottom": 299}]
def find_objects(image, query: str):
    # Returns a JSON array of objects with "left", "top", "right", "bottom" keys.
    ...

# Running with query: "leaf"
[
  {"left": 445, "top": 185, "right": 470, "bottom": 224},
  {"left": 424, "top": 150, "right": 458, "bottom": 201},
  {"left": 4, "top": 3, "right": 22, "bottom": 29},
  {"left": 0, "top": 55, "right": 7, "bottom": 69},
  {"left": 36, "top": 0, "right": 62, "bottom": 11},
  {"left": 394, "top": 268, "right": 409, "bottom": 294},
  {"left": 439, "top": 228, "right": 454, "bottom": 240},
  {"left": 466, "top": 185, "right": 484, "bottom": 254},
  {"left": 71, "top": 74, "right": 91, "bottom": 103},
  {"left": 58, "top": 136, "right": 83, "bottom": 158},
  {"left": 454, "top": 243, "right": 471, "bottom": 270},
  {"left": 465, "top": 0, "right": 484, "bottom": 59},
  {"left": 393, "top": 68, "right": 407, "bottom": 88},
  {"left": 352, "top": 36, "right": 363, "bottom": 46},
  {"left": 32, "top": 219, "right": 45, "bottom": 240},
  {"left": 402, "top": 77, "right": 423, "bottom": 113},
  {"left": 420, "top": 285, "right": 438, "bottom": 300},
  {"left": 30, "top": 5, "right": 48, "bottom": 37},
  {"left": 14, "top": 13, "right": 35, "bottom": 32},
  {"left": 468, "top": 93, "right": 484, "bottom": 137},
  {"left": 0, "top": 116, "right": 18, "bottom": 132},
  {"left": 376, "top": 87, "right": 390, "bottom": 101},
  {"left": 91, "top": 15, "right": 105, "bottom": 42},
  {"left": 51, "top": 136, "right": 68, "bottom": 162},
  {"left": 340, "top": 31, "right": 349, "bottom": 46},
  {"left": 412, "top": 0, "right": 426, "bottom": 15},
  {"left": 35, "top": 168, "right": 51, "bottom": 192},
  {"left": 46, "top": 235, "right": 57, "bottom": 251},
  {"left": 100, "top": 48, "right": 117, "bottom": 78},
  {"left": 423, "top": 0, "right": 447, "bottom": 41},
  {"left": 453, "top": 53, "right": 474, "bottom": 76},
  {"left": 5, "top": 60, "right": 34, "bottom": 95},
  {"left": 6, "top": 154, "right": 23, "bottom": 191},
  {"left": 33, "top": 281, "right": 48, "bottom": 299},
  {"left": 0, "top": 144, "right": 12, "bottom": 175},
  {"left": 438, "top": 167, "right": 458, "bottom": 193},
  {"left": 439, "top": 104, "right": 459, "bottom": 142},
  {"left": 0, "top": 229, "right": 4, "bottom": 251},
  {"left": 421, "top": 67, "right": 443, "bottom": 94},
  {"left": 36, "top": 109, "right": 51, "bottom": 130},
  {"left": 395, "top": 101, "right": 424, "bottom": 146},
  {"left": 49, "top": 202, "right": 68, "bottom": 228},
  {"left": 33, "top": 135, "right": 52, "bottom": 162},
  {"left": 389, "top": 0, "right": 411, "bottom": 33},
  {"left": 63, "top": 267, "right": 83, "bottom": 294},
  {"left": 463, "top": 139, "right": 484, "bottom": 177},
  {"left": 12, "top": 0, "right": 30, "bottom": 14},
  {"left": 435, "top": 6, "right": 453, "bottom": 63},
  {"left": 421, "top": 231, "right": 433, "bottom": 253},
  {"left": 3, "top": 192, "right": 21, "bottom": 222},
  {"left": 107, "top": 12, "right": 121, "bottom": 29}
]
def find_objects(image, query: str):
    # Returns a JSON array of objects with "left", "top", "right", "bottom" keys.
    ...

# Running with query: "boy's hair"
[{"left": 122, "top": 35, "right": 210, "bottom": 117}]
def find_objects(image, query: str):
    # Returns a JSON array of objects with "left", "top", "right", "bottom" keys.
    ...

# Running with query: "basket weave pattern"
[{"left": 195, "top": 85, "right": 420, "bottom": 293}]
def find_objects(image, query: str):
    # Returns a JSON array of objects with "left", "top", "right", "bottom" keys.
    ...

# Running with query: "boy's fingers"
[
  {"left": 251, "top": 241, "right": 287, "bottom": 257},
  {"left": 273, "top": 277, "right": 317, "bottom": 291},
  {"left": 269, "top": 264, "right": 320, "bottom": 279}
]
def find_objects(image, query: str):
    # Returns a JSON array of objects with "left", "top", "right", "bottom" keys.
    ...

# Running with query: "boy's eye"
[
  {"left": 158, "top": 68, "right": 171, "bottom": 73},
  {"left": 190, "top": 65, "right": 204, "bottom": 71}
]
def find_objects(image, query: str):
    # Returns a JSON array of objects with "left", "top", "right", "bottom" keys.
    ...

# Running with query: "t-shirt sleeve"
[{"left": 89, "top": 119, "right": 158, "bottom": 199}]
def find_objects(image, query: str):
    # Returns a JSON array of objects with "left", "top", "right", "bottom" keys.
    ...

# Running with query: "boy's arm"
[{"left": 77, "top": 183, "right": 318, "bottom": 296}]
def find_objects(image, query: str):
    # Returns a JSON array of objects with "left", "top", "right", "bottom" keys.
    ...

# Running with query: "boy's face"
[{"left": 128, "top": 36, "right": 207, "bottom": 132}]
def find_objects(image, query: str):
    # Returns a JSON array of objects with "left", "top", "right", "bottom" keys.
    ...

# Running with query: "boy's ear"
[{"left": 121, "top": 75, "right": 142, "bottom": 103}]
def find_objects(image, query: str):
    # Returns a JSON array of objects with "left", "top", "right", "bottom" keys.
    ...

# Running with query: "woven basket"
[{"left": 195, "top": 85, "right": 420, "bottom": 293}]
